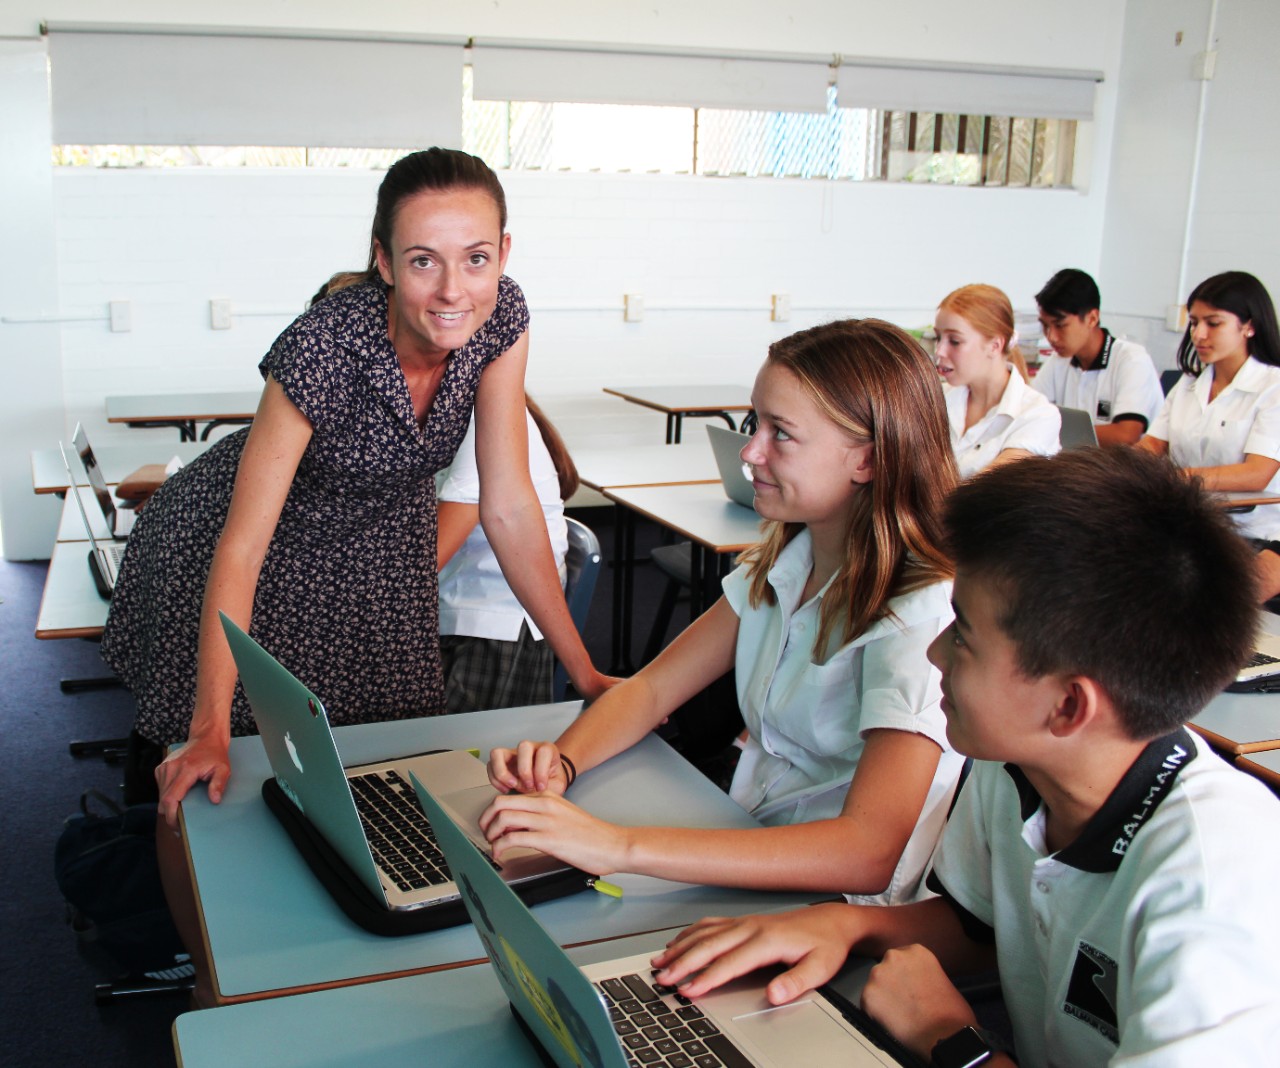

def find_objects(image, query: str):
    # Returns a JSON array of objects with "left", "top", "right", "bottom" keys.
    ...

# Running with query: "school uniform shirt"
[
  {"left": 944, "top": 368, "right": 1062, "bottom": 479},
  {"left": 436, "top": 411, "right": 567, "bottom": 641},
  {"left": 723, "top": 529, "right": 963, "bottom": 905},
  {"left": 1032, "top": 332, "right": 1163, "bottom": 429},
  {"left": 929, "top": 730, "right": 1280, "bottom": 1068},
  {"left": 1148, "top": 355, "right": 1280, "bottom": 540}
]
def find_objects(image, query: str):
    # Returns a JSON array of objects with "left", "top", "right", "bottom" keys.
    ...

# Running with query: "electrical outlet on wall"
[
  {"left": 109, "top": 300, "right": 131, "bottom": 332},
  {"left": 1165, "top": 304, "right": 1187, "bottom": 332},
  {"left": 771, "top": 293, "right": 791, "bottom": 322},
  {"left": 624, "top": 294, "right": 644, "bottom": 322},
  {"left": 210, "top": 299, "right": 233, "bottom": 330}
]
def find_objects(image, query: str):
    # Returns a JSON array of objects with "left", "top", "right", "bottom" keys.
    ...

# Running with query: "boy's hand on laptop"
[
  {"left": 860, "top": 944, "right": 977, "bottom": 1061},
  {"left": 651, "top": 904, "right": 857, "bottom": 1003},
  {"left": 155, "top": 734, "right": 232, "bottom": 828},
  {"left": 479, "top": 791, "right": 628, "bottom": 874},
  {"left": 487, "top": 739, "right": 571, "bottom": 796}
]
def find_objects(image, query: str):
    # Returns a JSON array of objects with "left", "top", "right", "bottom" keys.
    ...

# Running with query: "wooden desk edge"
[
  {"left": 1189, "top": 722, "right": 1280, "bottom": 757},
  {"left": 601, "top": 388, "right": 752, "bottom": 415},
  {"left": 603, "top": 490, "right": 762, "bottom": 553},
  {"left": 1235, "top": 754, "right": 1280, "bottom": 789},
  {"left": 579, "top": 477, "right": 719, "bottom": 493}
]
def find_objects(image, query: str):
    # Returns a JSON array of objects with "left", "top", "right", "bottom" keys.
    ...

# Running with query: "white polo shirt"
[
  {"left": 930, "top": 730, "right": 1280, "bottom": 1068},
  {"left": 1149, "top": 356, "right": 1280, "bottom": 540},
  {"left": 944, "top": 369, "right": 1061, "bottom": 479},
  {"left": 1032, "top": 332, "right": 1163, "bottom": 429},
  {"left": 436, "top": 411, "right": 567, "bottom": 641},
  {"left": 724, "top": 530, "right": 963, "bottom": 905}
]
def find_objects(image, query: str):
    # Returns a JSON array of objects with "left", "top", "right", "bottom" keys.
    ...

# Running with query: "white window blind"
[
  {"left": 837, "top": 61, "right": 1099, "bottom": 121},
  {"left": 470, "top": 45, "right": 830, "bottom": 113},
  {"left": 48, "top": 30, "right": 464, "bottom": 147}
]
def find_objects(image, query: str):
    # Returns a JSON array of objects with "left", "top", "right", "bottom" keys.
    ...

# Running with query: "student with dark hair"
[
  {"left": 480, "top": 319, "right": 965, "bottom": 903},
  {"left": 1032, "top": 268, "right": 1163, "bottom": 445},
  {"left": 103, "top": 147, "right": 612, "bottom": 819},
  {"left": 652, "top": 448, "right": 1280, "bottom": 1067},
  {"left": 436, "top": 395, "right": 580, "bottom": 713}
]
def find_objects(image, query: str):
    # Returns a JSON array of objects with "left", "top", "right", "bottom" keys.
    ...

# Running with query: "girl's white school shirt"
[
  {"left": 1149, "top": 356, "right": 1280, "bottom": 540},
  {"left": 724, "top": 529, "right": 963, "bottom": 905},
  {"left": 944, "top": 367, "right": 1061, "bottom": 479}
]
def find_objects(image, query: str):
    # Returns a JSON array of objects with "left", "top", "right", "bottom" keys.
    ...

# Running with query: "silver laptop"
[
  {"left": 59, "top": 442, "right": 123, "bottom": 597},
  {"left": 706, "top": 424, "right": 758, "bottom": 510},
  {"left": 219, "top": 613, "right": 574, "bottom": 913},
  {"left": 1054, "top": 405, "right": 1099, "bottom": 449},
  {"left": 72, "top": 423, "right": 136, "bottom": 539},
  {"left": 412, "top": 775, "right": 914, "bottom": 1068},
  {"left": 1231, "top": 629, "right": 1280, "bottom": 691}
]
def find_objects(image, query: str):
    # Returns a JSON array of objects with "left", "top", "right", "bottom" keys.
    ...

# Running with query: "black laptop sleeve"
[{"left": 261, "top": 776, "right": 590, "bottom": 937}]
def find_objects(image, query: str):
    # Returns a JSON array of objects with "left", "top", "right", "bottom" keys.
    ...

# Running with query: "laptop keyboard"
[
  {"left": 597, "top": 972, "right": 753, "bottom": 1068},
  {"left": 348, "top": 770, "right": 455, "bottom": 893}
]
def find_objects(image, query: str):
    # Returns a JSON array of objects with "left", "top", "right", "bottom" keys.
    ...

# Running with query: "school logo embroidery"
[{"left": 1064, "top": 941, "right": 1119, "bottom": 1044}]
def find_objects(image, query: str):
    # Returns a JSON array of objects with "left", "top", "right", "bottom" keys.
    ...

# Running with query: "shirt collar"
[
  {"left": 1069, "top": 328, "right": 1113, "bottom": 371},
  {"left": 1198, "top": 354, "right": 1269, "bottom": 398},
  {"left": 1002, "top": 727, "right": 1198, "bottom": 873}
]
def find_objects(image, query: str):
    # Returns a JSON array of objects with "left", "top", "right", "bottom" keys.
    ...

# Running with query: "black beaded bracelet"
[{"left": 560, "top": 754, "right": 578, "bottom": 787}]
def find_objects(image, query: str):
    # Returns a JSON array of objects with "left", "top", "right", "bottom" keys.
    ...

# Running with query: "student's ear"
[
  {"left": 1083, "top": 308, "right": 1101, "bottom": 332},
  {"left": 1047, "top": 675, "right": 1105, "bottom": 739},
  {"left": 848, "top": 442, "right": 875, "bottom": 485},
  {"left": 373, "top": 240, "right": 394, "bottom": 287}
]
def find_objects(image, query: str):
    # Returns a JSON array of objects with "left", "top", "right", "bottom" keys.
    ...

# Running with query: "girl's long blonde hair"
[{"left": 738, "top": 319, "right": 956, "bottom": 654}]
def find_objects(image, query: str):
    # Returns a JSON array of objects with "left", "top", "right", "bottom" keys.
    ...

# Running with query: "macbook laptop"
[
  {"left": 706, "top": 424, "right": 758, "bottom": 510},
  {"left": 1054, "top": 405, "right": 1099, "bottom": 450},
  {"left": 412, "top": 775, "right": 919, "bottom": 1068},
  {"left": 73, "top": 422, "right": 136, "bottom": 539},
  {"left": 1228, "top": 630, "right": 1280, "bottom": 692},
  {"left": 218, "top": 613, "right": 583, "bottom": 930},
  {"left": 59, "top": 442, "right": 122, "bottom": 598}
]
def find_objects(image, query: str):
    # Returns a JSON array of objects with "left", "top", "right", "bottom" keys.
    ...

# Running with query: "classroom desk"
[
  {"left": 1236, "top": 749, "right": 1280, "bottom": 791},
  {"left": 35, "top": 541, "right": 109, "bottom": 640},
  {"left": 602, "top": 483, "right": 762, "bottom": 671},
  {"left": 574, "top": 442, "right": 720, "bottom": 492},
  {"left": 31, "top": 441, "right": 208, "bottom": 494},
  {"left": 171, "top": 930, "right": 875, "bottom": 1068},
  {"left": 182, "top": 701, "right": 820, "bottom": 1005},
  {"left": 56, "top": 486, "right": 113, "bottom": 541},
  {"left": 107, "top": 389, "right": 260, "bottom": 441},
  {"left": 1190, "top": 689, "right": 1280, "bottom": 755},
  {"left": 603, "top": 385, "right": 754, "bottom": 444}
]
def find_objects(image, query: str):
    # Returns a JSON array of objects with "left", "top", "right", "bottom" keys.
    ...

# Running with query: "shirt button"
[{"left": 1036, "top": 881, "right": 1049, "bottom": 894}]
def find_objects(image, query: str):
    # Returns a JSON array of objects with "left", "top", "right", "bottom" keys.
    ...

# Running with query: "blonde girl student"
[
  {"left": 934, "top": 283, "right": 1060, "bottom": 478},
  {"left": 481, "top": 318, "right": 965, "bottom": 904}
]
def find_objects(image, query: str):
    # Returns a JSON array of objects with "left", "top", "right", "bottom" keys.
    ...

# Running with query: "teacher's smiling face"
[{"left": 375, "top": 186, "right": 511, "bottom": 365}]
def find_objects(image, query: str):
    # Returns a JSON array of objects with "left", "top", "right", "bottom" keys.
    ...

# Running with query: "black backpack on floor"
[{"left": 53, "top": 790, "right": 190, "bottom": 980}]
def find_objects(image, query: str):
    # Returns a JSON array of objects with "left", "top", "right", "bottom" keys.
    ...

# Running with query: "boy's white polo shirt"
[
  {"left": 930, "top": 730, "right": 1280, "bottom": 1067},
  {"left": 1032, "top": 331, "right": 1163, "bottom": 429},
  {"left": 944, "top": 369, "right": 1061, "bottom": 479},
  {"left": 1149, "top": 355, "right": 1280, "bottom": 540}
]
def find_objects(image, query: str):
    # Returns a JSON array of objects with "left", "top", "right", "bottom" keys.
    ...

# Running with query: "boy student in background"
[
  {"left": 482, "top": 319, "right": 964, "bottom": 905},
  {"left": 1032, "top": 268, "right": 1164, "bottom": 445},
  {"left": 653, "top": 448, "right": 1280, "bottom": 1068}
]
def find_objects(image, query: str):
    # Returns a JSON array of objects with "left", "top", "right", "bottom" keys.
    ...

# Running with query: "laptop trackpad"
[
  {"left": 731, "top": 1001, "right": 889, "bottom": 1067},
  {"left": 437, "top": 784, "right": 544, "bottom": 863}
]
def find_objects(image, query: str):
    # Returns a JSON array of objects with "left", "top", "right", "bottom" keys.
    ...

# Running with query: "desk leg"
[
  {"left": 609, "top": 504, "right": 637, "bottom": 674},
  {"left": 200, "top": 417, "right": 253, "bottom": 441}
]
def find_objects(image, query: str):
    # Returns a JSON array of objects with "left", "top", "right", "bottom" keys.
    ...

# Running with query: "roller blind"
[
  {"left": 837, "top": 61, "right": 1099, "bottom": 121},
  {"left": 470, "top": 45, "right": 830, "bottom": 113},
  {"left": 48, "top": 30, "right": 464, "bottom": 147}
]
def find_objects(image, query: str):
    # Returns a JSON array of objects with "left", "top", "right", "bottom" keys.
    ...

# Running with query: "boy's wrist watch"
[{"left": 931, "top": 1025, "right": 999, "bottom": 1067}]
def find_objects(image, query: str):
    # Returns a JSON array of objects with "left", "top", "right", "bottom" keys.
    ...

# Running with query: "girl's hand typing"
[{"left": 487, "top": 738, "right": 570, "bottom": 795}]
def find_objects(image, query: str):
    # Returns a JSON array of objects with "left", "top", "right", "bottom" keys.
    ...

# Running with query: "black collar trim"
[
  {"left": 1001, "top": 728, "right": 1198, "bottom": 873},
  {"left": 1070, "top": 327, "right": 1114, "bottom": 371}
]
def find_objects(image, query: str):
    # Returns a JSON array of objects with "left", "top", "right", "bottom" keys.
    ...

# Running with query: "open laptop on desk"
[
  {"left": 1228, "top": 628, "right": 1280, "bottom": 692},
  {"left": 706, "top": 425, "right": 758, "bottom": 510},
  {"left": 73, "top": 423, "right": 136, "bottom": 538},
  {"left": 219, "top": 614, "right": 584, "bottom": 934},
  {"left": 58, "top": 442, "right": 122, "bottom": 598},
  {"left": 412, "top": 776, "right": 918, "bottom": 1068}
]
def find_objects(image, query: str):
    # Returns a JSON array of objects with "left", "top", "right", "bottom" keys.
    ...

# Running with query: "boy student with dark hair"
[
  {"left": 1032, "top": 268, "right": 1164, "bottom": 445},
  {"left": 652, "top": 448, "right": 1280, "bottom": 1067}
]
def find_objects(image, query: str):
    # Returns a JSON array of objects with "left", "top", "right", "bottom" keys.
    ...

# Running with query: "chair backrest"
[
  {"left": 1055, "top": 404, "right": 1099, "bottom": 449},
  {"left": 554, "top": 516, "right": 603, "bottom": 700},
  {"left": 1160, "top": 368, "right": 1182, "bottom": 395}
]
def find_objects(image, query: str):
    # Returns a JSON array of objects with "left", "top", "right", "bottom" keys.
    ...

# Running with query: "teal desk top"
[
  {"left": 183, "top": 702, "right": 820, "bottom": 1001},
  {"left": 172, "top": 930, "right": 876, "bottom": 1067}
]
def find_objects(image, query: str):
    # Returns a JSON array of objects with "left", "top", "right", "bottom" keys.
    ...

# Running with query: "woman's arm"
[
  {"left": 1185, "top": 453, "right": 1280, "bottom": 492},
  {"left": 1136, "top": 434, "right": 1169, "bottom": 456},
  {"left": 488, "top": 595, "right": 741, "bottom": 794},
  {"left": 436, "top": 501, "right": 479, "bottom": 570},
  {"left": 482, "top": 727, "right": 942, "bottom": 893},
  {"left": 472, "top": 331, "right": 614, "bottom": 701},
  {"left": 155, "top": 378, "right": 313, "bottom": 825}
]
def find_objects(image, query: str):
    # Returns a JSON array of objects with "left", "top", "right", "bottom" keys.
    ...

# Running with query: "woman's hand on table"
[{"left": 155, "top": 732, "right": 232, "bottom": 829}]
